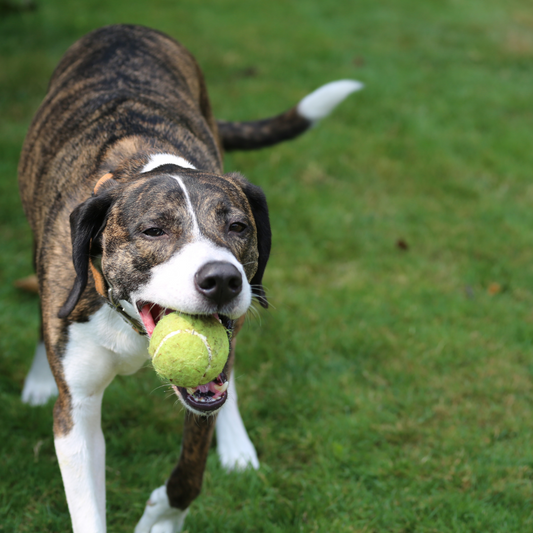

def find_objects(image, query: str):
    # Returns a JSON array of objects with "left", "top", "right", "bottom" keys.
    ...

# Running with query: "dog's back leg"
[
  {"left": 216, "top": 376, "right": 259, "bottom": 471},
  {"left": 21, "top": 320, "right": 58, "bottom": 406},
  {"left": 17, "top": 273, "right": 59, "bottom": 405},
  {"left": 215, "top": 322, "right": 258, "bottom": 470}
]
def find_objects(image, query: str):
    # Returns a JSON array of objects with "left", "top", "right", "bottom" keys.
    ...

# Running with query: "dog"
[{"left": 18, "top": 24, "right": 362, "bottom": 532}]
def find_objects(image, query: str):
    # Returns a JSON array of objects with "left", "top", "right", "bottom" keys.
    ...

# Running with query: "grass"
[{"left": 2, "top": 0, "right": 533, "bottom": 531}]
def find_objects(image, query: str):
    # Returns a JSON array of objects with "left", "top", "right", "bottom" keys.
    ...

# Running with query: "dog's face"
[
  {"left": 104, "top": 169, "right": 262, "bottom": 325},
  {"left": 59, "top": 165, "right": 271, "bottom": 413}
]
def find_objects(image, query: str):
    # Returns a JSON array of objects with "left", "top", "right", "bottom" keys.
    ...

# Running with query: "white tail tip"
[{"left": 297, "top": 79, "right": 364, "bottom": 122}]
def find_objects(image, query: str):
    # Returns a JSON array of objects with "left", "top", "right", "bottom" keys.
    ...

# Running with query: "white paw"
[
  {"left": 134, "top": 486, "right": 188, "bottom": 533},
  {"left": 151, "top": 518, "right": 185, "bottom": 533},
  {"left": 218, "top": 437, "right": 260, "bottom": 471},
  {"left": 21, "top": 379, "right": 58, "bottom": 406},
  {"left": 21, "top": 342, "right": 58, "bottom": 406},
  {"left": 216, "top": 377, "right": 260, "bottom": 472}
]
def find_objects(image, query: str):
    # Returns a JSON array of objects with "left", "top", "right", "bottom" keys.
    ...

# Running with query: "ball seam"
[{"left": 152, "top": 329, "right": 213, "bottom": 375}]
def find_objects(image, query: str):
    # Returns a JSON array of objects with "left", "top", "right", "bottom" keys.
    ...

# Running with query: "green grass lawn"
[{"left": 2, "top": 0, "right": 533, "bottom": 531}]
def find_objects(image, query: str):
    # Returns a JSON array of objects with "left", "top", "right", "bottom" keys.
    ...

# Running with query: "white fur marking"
[
  {"left": 61, "top": 305, "right": 149, "bottom": 401},
  {"left": 142, "top": 153, "right": 196, "bottom": 173},
  {"left": 132, "top": 240, "right": 252, "bottom": 320},
  {"left": 216, "top": 376, "right": 260, "bottom": 471},
  {"left": 54, "top": 305, "right": 150, "bottom": 532},
  {"left": 21, "top": 341, "right": 58, "bottom": 406},
  {"left": 171, "top": 175, "right": 201, "bottom": 238},
  {"left": 135, "top": 485, "right": 188, "bottom": 533},
  {"left": 141, "top": 156, "right": 201, "bottom": 238},
  {"left": 297, "top": 79, "right": 364, "bottom": 122},
  {"left": 54, "top": 393, "right": 106, "bottom": 533}
]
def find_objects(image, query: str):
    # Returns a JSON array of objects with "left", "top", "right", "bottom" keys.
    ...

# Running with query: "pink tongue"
[
  {"left": 195, "top": 380, "right": 225, "bottom": 399},
  {"left": 140, "top": 304, "right": 174, "bottom": 336},
  {"left": 173, "top": 379, "right": 226, "bottom": 400},
  {"left": 140, "top": 304, "right": 156, "bottom": 336}
]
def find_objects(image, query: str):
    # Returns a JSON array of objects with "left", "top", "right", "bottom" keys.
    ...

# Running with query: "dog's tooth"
[
  {"left": 187, "top": 388, "right": 196, "bottom": 395},
  {"left": 213, "top": 381, "right": 229, "bottom": 393}
]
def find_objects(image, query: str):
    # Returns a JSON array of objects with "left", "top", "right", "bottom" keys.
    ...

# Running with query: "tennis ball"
[{"left": 148, "top": 313, "right": 229, "bottom": 387}]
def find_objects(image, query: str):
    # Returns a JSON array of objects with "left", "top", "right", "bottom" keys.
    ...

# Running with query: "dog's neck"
[{"left": 97, "top": 135, "right": 219, "bottom": 179}]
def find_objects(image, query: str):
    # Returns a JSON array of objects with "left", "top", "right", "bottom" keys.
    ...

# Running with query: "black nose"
[{"left": 195, "top": 261, "right": 243, "bottom": 306}]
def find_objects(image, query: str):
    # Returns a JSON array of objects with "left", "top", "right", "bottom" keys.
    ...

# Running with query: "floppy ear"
[
  {"left": 57, "top": 191, "right": 115, "bottom": 319},
  {"left": 227, "top": 173, "right": 271, "bottom": 308}
]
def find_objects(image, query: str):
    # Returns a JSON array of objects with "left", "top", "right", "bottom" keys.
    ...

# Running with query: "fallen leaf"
[
  {"left": 396, "top": 239, "right": 409, "bottom": 251},
  {"left": 488, "top": 282, "right": 502, "bottom": 295}
]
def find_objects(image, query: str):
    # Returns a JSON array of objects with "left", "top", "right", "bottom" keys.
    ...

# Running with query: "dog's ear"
[
  {"left": 226, "top": 173, "right": 271, "bottom": 308},
  {"left": 57, "top": 187, "right": 116, "bottom": 319}
]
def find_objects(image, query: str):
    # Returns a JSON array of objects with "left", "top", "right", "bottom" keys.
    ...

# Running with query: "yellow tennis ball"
[{"left": 148, "top": 313, "right": 229, "bottom": 387}]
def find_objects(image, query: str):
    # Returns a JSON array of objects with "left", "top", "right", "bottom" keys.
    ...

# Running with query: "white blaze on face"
[
  {"left": 172, "top": 174, "right": 201, "bottom": 239},
  {"left": 142, "top": 153, "right": 197, "bottom": 173},
  {"left": 132, "top": 240, "right": 251, "bottom": 319}
]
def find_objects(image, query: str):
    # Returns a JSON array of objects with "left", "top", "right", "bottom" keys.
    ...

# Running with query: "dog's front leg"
[
  {"left": 135, "top": 338, "right": 239, "bottom": 533},
  {"left": 50, "top": 320, "right": 119, "bottom": 533},
  {"left": 54, "top": 390, "right": 107, "bottom": 532},
  {"left": 134, "top": 413, "right": 216, "bottom": 533}
]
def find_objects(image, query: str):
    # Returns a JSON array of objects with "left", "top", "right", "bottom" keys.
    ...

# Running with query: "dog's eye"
[
  {"left": 228, "top": 222, "right": 247, "bottom": 233},
  {"left": 143, "top": 227, "right": 166, "bottom": 237}
]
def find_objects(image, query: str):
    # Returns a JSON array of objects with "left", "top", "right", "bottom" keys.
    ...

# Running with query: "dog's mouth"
[
  {"left": 137, "top": 302, "right": 233, "bottom": 413},
  {"left": 172, "top": 372, "right": 229, "bottom": 412},
  {"left": 136, "top": 302, "right": 235, "bottom": 336}
]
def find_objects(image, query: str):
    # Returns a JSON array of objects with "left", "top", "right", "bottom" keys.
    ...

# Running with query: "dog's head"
[{"left": 58, "top": 163, "right": 271, "bottom": 413}]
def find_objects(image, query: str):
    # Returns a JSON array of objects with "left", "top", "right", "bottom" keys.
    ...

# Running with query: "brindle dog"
[{"left": 18, "top": 24, "right": 362, "bottom": 533}]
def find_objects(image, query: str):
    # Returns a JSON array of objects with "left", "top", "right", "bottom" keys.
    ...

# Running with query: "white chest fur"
[{"left": 62, "top": 305, "right": 150, "bottom": 398}]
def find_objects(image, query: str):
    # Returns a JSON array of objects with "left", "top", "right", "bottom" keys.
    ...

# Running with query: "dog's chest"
[{"left": 64, "top": 305, "right": 149, "bottom": 394}]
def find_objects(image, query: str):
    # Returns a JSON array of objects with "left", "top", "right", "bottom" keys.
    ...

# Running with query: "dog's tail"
[{"left": 217, "top": 80, "right": 363, "bottom": 151}]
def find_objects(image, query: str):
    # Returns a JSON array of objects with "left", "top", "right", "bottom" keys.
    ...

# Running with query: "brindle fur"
[
  {"left": 92, "top": 169, "right": 261, "bottom": 302},
  {"left": 166, "top": 323, "right": 241, "bottom": 510},
  {"left": 18, "top": 22, "right": 335, "bottom": 528},
  {"left": 18, "top": 21, "right": 267, "bottom": 495},
  {"left": 217, "top": 107, "right": 310, "bottom": 151},
  {"left": 18, "top": 27, "right": 226, "bottom": 432}
]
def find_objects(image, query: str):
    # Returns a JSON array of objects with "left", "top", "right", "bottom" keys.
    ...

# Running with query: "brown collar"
[{"left": 89, "top": 255, "right": 147, "bottom": 336}]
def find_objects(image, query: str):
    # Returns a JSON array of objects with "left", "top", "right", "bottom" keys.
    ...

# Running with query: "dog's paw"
[
  {"left": 218, "top": 439, "right": 260, "bottom": 471},
  {"left": 21, "top": 342, "right": 58, "bottom": 406},
  {"left": 134, "top": 486, "right": 188, "bottom": 533},
  {"left": 21, "top": 379, "right": 58, "bottom": 406},
  {"left": 150, "top": 518, "right": 186, "bottom": 533}
]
